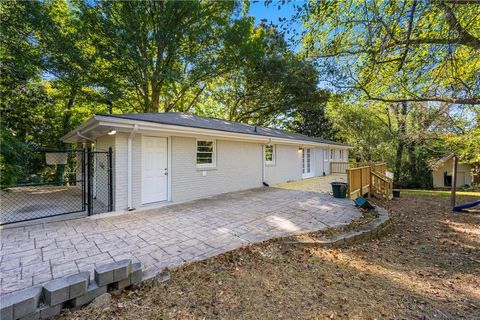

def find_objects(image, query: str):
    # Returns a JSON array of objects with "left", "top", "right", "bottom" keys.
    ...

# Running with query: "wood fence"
[
  {"left": 330, "top": 162, "right": 349, "bottom": 173},
  {"left": 346, "top": 163, "right": 393, "bottom": 200}
]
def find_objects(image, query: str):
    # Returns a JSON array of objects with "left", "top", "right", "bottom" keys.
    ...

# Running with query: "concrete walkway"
[{"left": 0, "top": 184, "right": 360, "bottom": 294}]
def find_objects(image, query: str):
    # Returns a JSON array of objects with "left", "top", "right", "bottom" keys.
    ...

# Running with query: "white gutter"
[
  {"left": 127, "top": 124, "right": 139, "bottom": 210},
  {"left": 65, "top": 115, "right": 352, "bottom": 149},
  {"left": 96, "top": 116, "right": 352, "bottom": 149}
]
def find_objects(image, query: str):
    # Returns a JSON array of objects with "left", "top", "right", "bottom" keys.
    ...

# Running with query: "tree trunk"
[
  {"left": 407, "top": 142, "right": 417, "bottom": 184},
  {"left": 150, "top": 84, "right": 160, "bottom": 112},
  {"left": 394, "top": 102, "right": 408, "bottom": 185},
  {"left": 394, "top": 140, "right": 404, "bottom": 185},
  {"left": 56, "top": 85, "right": 77, "bottom": 184}
]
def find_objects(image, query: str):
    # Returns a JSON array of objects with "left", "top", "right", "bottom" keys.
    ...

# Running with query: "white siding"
[
  {"left": 107, "top": 131, "right": 348, "bottom": 210},
  {"left": 94, "top": 135, "right": 115, "bottom": 209},
  {"left": 264, "top": 145, "right": 302, "bottom": 185},
  {"left": 171, "top": 136, "right": 263, "bottom": 202},
  {"left": 433, "top": 159, "right": 472, "bottom": 188},
  {"left": 110, "top": 133, "right": 142, "bottom": 211}
]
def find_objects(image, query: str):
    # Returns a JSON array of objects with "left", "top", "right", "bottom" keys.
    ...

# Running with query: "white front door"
[
  {"left": 142, "top": 136, "right": 168, "bottom": 204},
  {"left": 302, "top": 148, "right": 314, "bottom": 179}
]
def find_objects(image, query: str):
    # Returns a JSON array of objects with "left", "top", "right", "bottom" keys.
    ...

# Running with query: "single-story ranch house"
[{"left": 63, "top": 113, "right": 351, "bottom": 212}]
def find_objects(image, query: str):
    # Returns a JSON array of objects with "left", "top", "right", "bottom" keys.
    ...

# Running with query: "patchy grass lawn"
[{"left": 60, "top": 194, "right": 480, "bottom": 319}]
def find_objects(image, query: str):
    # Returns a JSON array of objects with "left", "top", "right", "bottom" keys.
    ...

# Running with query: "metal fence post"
[
  {"left": 81, "top": 149, "right": 86, "bottom": 211},
  {"left": 86, "top": 144, "right": 92, "bottom": 215},
  {"left": 108, "top": 147, "right": 113, "bottom": 212}
]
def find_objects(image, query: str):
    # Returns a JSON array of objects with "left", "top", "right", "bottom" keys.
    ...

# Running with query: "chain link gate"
[
  {"left": 0, "top": 147, "right": 112, "bottom": 225},
  {"left": 85, "top": 147, "right": 113, "bottom": 216}
]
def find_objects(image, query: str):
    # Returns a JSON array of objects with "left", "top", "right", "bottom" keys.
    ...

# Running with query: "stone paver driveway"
[{"left": 0, "top": 186, "right": 360, "bottom": 294}]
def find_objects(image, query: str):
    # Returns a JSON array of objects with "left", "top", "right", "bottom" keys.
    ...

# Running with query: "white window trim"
[
  {"left": 265, "top": 144, "right": 275, "bottom": 165},
  {"left": 330, "top": 149, "right": 335, "bottom": 160},
  {"left": 196, "top": 139, "right": 216, "bottom": 168}
]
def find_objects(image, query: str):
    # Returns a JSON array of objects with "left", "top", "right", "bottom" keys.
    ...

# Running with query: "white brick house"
[{"left": 63, "top": 113, "right": 350, "bottom": 211}]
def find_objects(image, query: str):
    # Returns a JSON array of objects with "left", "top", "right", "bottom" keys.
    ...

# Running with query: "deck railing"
[
  {"left": 371, "top": 171, "right": 393, "bottom": 200},
  {"left": 330, "top": 162, "right": 350, "bottom": 173},
  {"left": 346, "top": 162, "right": 392, "bottom": 200}
]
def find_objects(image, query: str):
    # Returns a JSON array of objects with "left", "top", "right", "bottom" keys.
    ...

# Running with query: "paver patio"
[{"left": 0, "top": 180, "right": 360, "bottom": 295}]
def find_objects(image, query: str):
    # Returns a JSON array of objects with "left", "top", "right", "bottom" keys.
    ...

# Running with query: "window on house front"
[
  {"left": 339, "top": 150, "right": 344, "bottom": 160},
  {"left": 330, "top": 149, "right": 335, "bottom": 160},
  {"left": 265, "top": 145, "right": 275, "bottom": 164},
  {"left": 196, "top": 140, "right": 216, "bottom": 167}
]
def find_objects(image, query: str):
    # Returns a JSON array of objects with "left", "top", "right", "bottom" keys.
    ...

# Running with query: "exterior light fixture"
[{"left": 108, "top": 130, "right": 117, "bottom": 135}]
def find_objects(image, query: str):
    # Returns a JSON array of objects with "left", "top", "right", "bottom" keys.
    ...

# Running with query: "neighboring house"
[
  {"left": 432, "top": 154, "right": 474, "bottom": 188},
  {"left": 63, "top": 113, "right": 350, "bottom": 211}
]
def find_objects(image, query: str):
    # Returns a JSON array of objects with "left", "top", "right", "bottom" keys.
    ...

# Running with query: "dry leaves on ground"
[{"left": 59, "top": 194, "right": 480, "bottom": 319}]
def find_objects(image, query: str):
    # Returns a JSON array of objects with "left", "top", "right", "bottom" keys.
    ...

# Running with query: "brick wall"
[
  {"left": 264, "top": 145, "right": 302, "bottom": 185},
  {"left": 170, "top": 137, "right": 263, "bottom": 202}
]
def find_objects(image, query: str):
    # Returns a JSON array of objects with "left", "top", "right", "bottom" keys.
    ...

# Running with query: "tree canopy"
[
  {"left": 297, "top": 0, "right": 480, "bottom": 105},
  {"left": 1, "top": 0, "right": 478, "bottom": 188}
]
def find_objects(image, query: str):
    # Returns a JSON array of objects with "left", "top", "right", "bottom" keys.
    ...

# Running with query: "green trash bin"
[{"left": 331, "top": 182, "right": 347, "bottom": 198}]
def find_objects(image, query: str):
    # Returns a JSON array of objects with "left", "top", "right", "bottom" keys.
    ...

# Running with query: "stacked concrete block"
[
  {"left": 0, "top": 286, "right": 42, "bottom": 320},
  {"left": 94, "top": 259, "right": 132, "bottom": 286},
  {"left": 110, "top": 262, "right": 143, "bottom": 292},
  {"left": 0, "top": 259, "right": 168, "bottom": 320}
]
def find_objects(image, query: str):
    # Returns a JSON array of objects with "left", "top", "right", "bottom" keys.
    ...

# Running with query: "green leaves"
[{"left": 299, "top": 0, "right": 480, "bottom": 105}]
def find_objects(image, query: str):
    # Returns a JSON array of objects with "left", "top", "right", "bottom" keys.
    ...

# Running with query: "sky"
[{"left": 248, "top": 0, "right": 303, "bottom": 50}]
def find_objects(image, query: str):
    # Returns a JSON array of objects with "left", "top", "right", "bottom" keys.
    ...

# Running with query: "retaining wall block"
[
  {"left": 0, "top": 301, "right": 13, "bottom": 320},
  {"left": 38, "top": 304, "right": 63, "bottom": 319},
  {"left": 142, "top": 266, "right": 160, "bottom": 283},
  {"left": 0, "top": 286, "right": 42, "bottom": 320},
  {"left": 158, "top": 270, "right": 171, "bottom": 283},
  {"left": 130, "top": 262, "right": 143, "bottom": 285},
  {"left": 70, "top": 282, "right": 107, "bottom": 308},
  {"left": 64, "top": 271, "right": 90, "bottom": 299},
  {"left": 110, "top": 262, "right": 143, "bottom": 293},
  {"left": 94, "top": 259, "right": 132, "bottom": 286},
  {"left": 113, "top": 259, "right": 132, "bottom": 282},
  {"left": 42, "top": 278, "right": 70, "bottom": 306},
  {"left": 17, "top": 311, "right": 38, "bottom": 320}
]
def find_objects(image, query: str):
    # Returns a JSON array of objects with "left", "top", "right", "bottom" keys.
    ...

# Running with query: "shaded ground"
[{"left": 60, "top": 192, "right": 479, "bottom": 319}]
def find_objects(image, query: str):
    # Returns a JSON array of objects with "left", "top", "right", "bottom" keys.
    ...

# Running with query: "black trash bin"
[{"left": 331, "top": 182, "right": 348, "bottom": 198}]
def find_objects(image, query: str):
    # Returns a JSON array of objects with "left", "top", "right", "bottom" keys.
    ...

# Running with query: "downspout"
[
  {"left": 262, "top": 139, "right": 270, "bottom": 187},
  {"left": 262, "top": 145, "right": 266, "bottom": 183},
  {"left": 127, "top": 125, "right": 139, "bottom": 210}
]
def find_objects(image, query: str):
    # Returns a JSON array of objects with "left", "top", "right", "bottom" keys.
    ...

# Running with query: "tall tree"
[
  {"left": 295, "top": 0, "right": 480, "bottom": 105},
  {"left": 201, "top": 23, "right": 324, "bottom": 126},
  {"left": 79, "top": 0, "right": 250, "bottom": 113},
  {"left": 286, "top": 89, "right": 336, "bottom": 140}
]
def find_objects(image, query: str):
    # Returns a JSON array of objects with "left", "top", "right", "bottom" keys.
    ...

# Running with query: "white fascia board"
[
  {"left": 77, "top": 115, "right": 351, "bottom": 148},
  {"left": 62, "top": 116, "right": 99, "bottom": 143}
]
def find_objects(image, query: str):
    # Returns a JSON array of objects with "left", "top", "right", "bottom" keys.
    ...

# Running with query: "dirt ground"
[{"left": 60, "top": 193, "right": 480, "bottom": 319}]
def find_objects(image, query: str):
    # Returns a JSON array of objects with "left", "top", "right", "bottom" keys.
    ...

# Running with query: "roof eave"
[{"left": 64, "top": 115, "right": 352, "bottom": 148}]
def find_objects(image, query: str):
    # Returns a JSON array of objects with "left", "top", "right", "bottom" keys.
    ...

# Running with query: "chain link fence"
[{"left": 0, "top": 148, "right": 112, "bottom": 225}]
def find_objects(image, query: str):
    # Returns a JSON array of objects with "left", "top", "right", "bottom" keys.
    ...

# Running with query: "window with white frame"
[
  {"left": 339, "top": 150, "right": 344, "bottom": 160},
  {"left": 330, "top": 149, "right": 335, "bottom": 160},
  {"left": 265, "top": 144, "right": 275, "bottom": 164},
  {"left": 196, "top": 140, "right": 216, "bottom": 167}
]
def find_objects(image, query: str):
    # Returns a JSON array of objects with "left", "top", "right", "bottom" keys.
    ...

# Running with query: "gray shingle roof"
[{"left": 100, "top": 112, "right": 347, "bottom": 146}]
